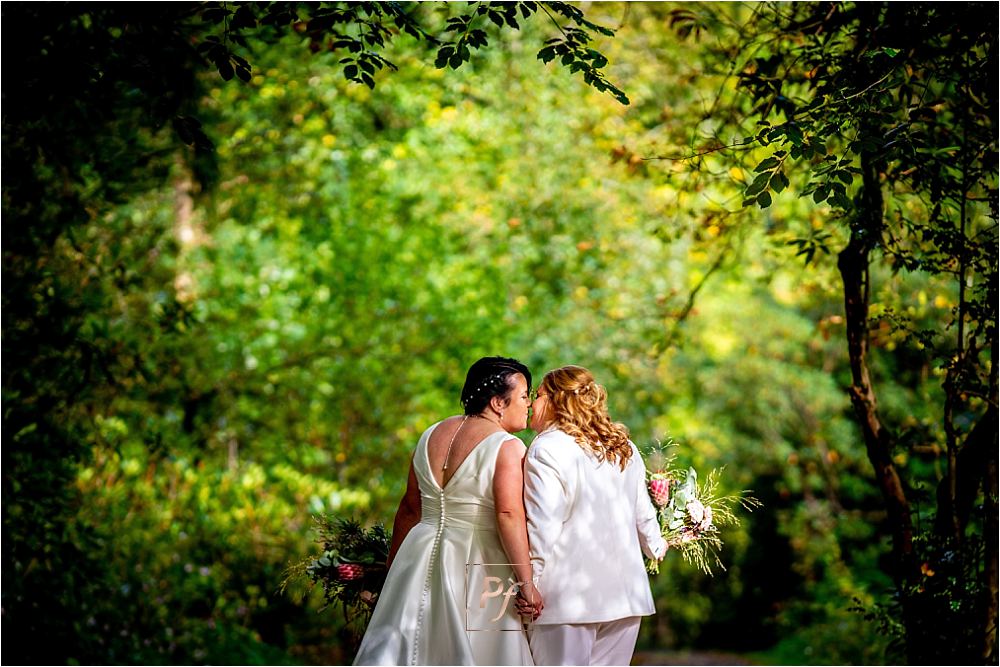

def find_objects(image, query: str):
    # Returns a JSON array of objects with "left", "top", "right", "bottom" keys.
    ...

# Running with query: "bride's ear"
[{"left": 489, "top": 394, "right": 507, "bottom": 414}]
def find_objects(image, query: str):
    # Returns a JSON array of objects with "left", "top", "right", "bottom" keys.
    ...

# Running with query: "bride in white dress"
[{"left": 353, "top": 357, "right": 540, "bottom": 666}]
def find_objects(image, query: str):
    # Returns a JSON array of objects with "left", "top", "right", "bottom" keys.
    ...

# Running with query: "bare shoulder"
[
  {"left": 439, "top": 415, "right": 466, "bottom": 428},
  {"left": 425, "top": 415, "right": 464, "bottom": 442},
  {"left": 498, "top": 436, "right": 527, "bottom": 457}
]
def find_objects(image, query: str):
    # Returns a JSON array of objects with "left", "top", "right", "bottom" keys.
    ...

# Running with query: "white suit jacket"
[{"left": 524, "top": 428, "right": 667, "bottom": 625}]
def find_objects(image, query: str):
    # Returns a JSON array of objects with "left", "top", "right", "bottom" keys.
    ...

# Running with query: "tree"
[{"left": 661, "top": 2, "right": 997, "bottom": 662}]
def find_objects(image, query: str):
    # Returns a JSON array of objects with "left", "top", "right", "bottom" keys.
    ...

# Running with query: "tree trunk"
[
  {"left": 837, "top": 154, "right": 918, "bottom": 588},
  {"left": 838, "top": 237, "right": 915, "bottom": 578},
  {"left": 933, "top": 406, "right": 996, "bottom": 537},
  {"left": 984, "top": 336, "right": 999, "bottom": 662},
  {"left": 173, "top": 151, "right": 204, "bottom": 302},
  {"left": 984, "top": 426, "right": 998, "bottom": 662}
]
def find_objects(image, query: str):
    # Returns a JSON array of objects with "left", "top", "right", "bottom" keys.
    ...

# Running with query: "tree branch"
[{"left": 643, "top": 137, "right": 756, "bottom": 162}]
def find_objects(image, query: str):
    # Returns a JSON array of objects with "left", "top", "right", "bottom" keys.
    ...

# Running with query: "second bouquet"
[{"left": 644, "top": 442, "right": 761, "bottom": 575}]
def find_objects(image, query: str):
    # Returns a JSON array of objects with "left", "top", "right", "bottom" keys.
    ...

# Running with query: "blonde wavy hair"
[{"left": 540, "top": 365, "right": 633, "bottom": 470}]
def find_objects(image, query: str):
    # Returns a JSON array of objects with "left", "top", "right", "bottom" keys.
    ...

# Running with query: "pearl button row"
[{"left": 413, "top": 492, "right": 446, "bottom": 665}]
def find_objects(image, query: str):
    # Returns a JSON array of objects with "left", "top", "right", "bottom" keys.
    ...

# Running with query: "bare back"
[{"left": 426, "top": 415, "right": 509, "bottom": 489}]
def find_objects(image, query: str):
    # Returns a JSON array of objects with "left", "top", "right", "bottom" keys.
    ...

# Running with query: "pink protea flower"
[
  {"left": 649, "top": 476, "right": 671, "bottom": 507},
  {"left": 336, "top": 563, "right": 364, "bottom": 581}
]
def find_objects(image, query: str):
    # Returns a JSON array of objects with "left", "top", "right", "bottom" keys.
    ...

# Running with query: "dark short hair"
[{"left": 460, "top": 357, "right": 532, "bottom": 415}]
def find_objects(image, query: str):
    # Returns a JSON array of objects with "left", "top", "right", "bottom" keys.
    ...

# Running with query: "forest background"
[{"left": 3, "top": 2, "right": 996, "bottom": 665}]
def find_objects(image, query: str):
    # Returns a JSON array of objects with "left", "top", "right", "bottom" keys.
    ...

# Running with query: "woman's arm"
[
  {"left": 494, "top": 438, "right": 543, "bottom": 611},
  {"left": 386, "top": 457, "right": 422, "bottom": 570},
  {"left": 633, "top": 449, "right": 668, "bottom": 560}
]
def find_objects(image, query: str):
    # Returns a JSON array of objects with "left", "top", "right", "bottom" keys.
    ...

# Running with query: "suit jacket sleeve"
[
  {"left": 524, "top": 438, "right": 575, "bottom": 584},
  {"left": 633, "top": 447, "right": 668, "bottom": 560}
]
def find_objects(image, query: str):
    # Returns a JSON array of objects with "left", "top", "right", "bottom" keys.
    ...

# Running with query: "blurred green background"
[{"left": 3, "top": 2, "right": 995, "bottom": 665}]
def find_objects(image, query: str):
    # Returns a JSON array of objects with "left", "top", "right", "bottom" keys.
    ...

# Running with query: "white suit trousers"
[{"left": 528, "top": 616, "right": 642, "bottom": 666}]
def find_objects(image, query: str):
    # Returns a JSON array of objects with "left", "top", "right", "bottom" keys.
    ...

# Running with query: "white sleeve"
[
  {"left": 523, "top": 440, "right": 574, "bottom": 584},
  {"left": 633, "top": 449, "right": 667, "bottom": 560}
]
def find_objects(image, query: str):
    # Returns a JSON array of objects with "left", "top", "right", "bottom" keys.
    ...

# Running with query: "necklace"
[
  {"left": 473, "top": 412, "right": 502, "bottom": 428},
  {"left": 442, "top": 415, "right": 470, "bottom": 471}
]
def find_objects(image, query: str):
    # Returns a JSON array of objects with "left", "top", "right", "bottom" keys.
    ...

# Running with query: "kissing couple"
[{"left": 354, "top": 356, "right": 667, "bottom": 666}]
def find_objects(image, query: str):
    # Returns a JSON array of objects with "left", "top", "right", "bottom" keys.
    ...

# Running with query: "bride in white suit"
[{"left": 518, "top": 365, "right": 667, "bottom": 666}]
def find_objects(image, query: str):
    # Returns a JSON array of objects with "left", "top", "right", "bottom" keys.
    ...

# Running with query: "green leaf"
[
  {"left": 217, "top": 58, "right": 234, "bottom": 81},
  {"left": 786, "top": 124, "right": 804, "bottom": 146},
  {"left": 830, "top": 190, "right": 851, "bottom": 209},
  {"left": 772, "top": 172, "right": 789, "bottom": 193},
  {"left": 745, "top": 172, "right": 770, "bottom": 197},
  {"left": 754, "top": 156, "right": 780, "bottom": 173},
  {"left": 344, "top": 64, "right": 358, "bottom": 79},
  {"left": 757, "top": 191, "right": 772, "bottom": 208},
  {"left": 469, "top": 29, "right": 488, "bottom": 48}
]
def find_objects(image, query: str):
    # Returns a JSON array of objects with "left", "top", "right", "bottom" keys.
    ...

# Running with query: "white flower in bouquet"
[
  {"left": 700, "top": 505, "right": 713, "bottom": 532},
  {"left": 686, "top": 498, "right": 706, "bottom": 526}
]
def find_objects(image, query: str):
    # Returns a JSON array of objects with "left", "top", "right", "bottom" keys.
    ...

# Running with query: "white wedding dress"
[{"left": 353, "top": 422, "right": 534, "bottom": 666}]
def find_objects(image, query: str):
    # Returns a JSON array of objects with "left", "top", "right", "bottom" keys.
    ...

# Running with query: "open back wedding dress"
[{"left": 353, "top": 422, "right": 533, "bottom": 666}]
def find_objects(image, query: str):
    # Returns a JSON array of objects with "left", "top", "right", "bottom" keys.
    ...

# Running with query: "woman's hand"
[{"left": 514, "top": 581, "right": 544, "bottom": 621}]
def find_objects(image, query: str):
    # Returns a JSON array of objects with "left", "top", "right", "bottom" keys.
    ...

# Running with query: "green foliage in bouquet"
[
  {"left": 283, "top": 517, "right": 390, "bottom": 633},
  {"left": 644, "top": 442, "right": 762, "bottom": 576}
]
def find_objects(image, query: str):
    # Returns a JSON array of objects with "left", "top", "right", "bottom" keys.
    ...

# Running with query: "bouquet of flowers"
[
  {"left": 644, "top": 441, "right": 761, "bottom": 575},
  {"left": 281, "top": 516, "right": 391, "bottom": 628}
]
